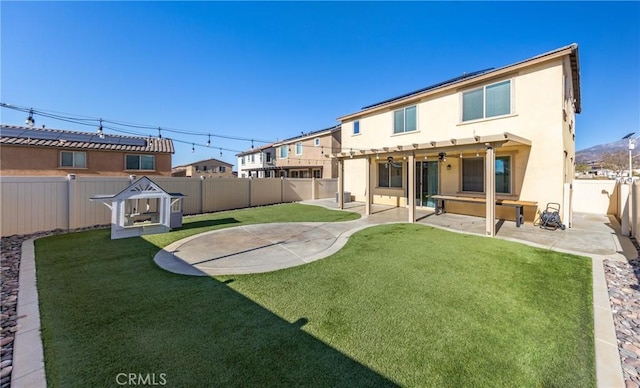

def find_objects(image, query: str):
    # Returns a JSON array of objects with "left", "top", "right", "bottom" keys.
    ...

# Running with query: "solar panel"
[
  {"left": 20, "top": 129, "right": 61, "bottom": 140},
  {"left": 118, "top": 137, "right": 147, "bottom": 147},
  {"left": 1, "top": 126, "right": 147, "bottom": 147},
  {"left": 0, "top": 127, "right": 28, "bottom": 137},
  {"left": 361, "top": 68, "right": 495, "bottom": 110},
  {"left": 61, "top": 133, "right": 94, "bottom": 142}
]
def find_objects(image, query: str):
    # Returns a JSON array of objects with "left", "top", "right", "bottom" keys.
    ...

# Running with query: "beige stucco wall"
[
  {"left": 341, "top": 58, "right": 571, "bottom": 216},
  {"left": 275, "top": 131, "right": 339, "bottom": 179}
]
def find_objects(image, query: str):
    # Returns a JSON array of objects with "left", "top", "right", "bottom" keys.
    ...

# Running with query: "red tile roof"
[{"left": 0, "top": 125, "right": 174, "bottom": 153}]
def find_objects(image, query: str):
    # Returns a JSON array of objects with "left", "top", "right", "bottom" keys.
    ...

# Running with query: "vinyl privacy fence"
[{"left": 0, "top": 176, "right": 338, "bottom": 236}]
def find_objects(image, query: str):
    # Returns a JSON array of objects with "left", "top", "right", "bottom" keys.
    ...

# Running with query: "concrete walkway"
[
  {"left": 153, "top": 199, "right": 632, "bottom": 387},
  {"left": 155, "top": 199, "right": 632, "bottom": 277}
]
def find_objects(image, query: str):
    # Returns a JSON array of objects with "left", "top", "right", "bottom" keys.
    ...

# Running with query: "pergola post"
[
  {"left": 408, "top": 153, "right": 415, "bottom": 223},
  {"left": 365, "top": 156, "right": 371, "bottom": 215},
  {"left": 485, "top": 144, "right": 496, "bottom": 237},
  {"left": 338, "top": 158, "right": 344, "bottom": 210}
]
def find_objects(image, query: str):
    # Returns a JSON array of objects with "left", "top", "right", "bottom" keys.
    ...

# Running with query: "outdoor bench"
[{"left": 431, "top": 195, "right": 537, "bottom": 227}]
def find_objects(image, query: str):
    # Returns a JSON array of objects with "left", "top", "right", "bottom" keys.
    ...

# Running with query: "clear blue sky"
[{"left": 2, "top": 1, "right": 638, "bottom": 168}]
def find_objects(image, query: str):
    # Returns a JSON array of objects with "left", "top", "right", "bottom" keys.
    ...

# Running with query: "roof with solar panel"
[{"left": 0, "top": 124, "right": 174, "bottom": 153}]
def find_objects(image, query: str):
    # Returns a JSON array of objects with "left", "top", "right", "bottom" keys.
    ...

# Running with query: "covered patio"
[
  {"left": 331, "top": 132, "right": 533, "bottom": 237},
  {"left": 302, "top": 198, "right": 632, "bottom": 258}
]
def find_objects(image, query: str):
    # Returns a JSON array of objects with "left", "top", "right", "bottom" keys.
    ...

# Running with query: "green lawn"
[{"left": 34, "top": 204, "right": 595, "bottom": 387}]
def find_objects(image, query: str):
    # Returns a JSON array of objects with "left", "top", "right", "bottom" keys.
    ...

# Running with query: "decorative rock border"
[{"left": 604, "top": 256, "right": 640, "bottom": 388}]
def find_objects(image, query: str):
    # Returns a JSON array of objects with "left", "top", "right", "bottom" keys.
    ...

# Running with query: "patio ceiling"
[{"left": 329, "top": 132, "right": 531, "bottom": 160}]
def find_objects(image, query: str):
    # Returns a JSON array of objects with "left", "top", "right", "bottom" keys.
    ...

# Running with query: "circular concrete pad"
[{"left": 154, "top": 222, "right": 357, "bottom": 276}]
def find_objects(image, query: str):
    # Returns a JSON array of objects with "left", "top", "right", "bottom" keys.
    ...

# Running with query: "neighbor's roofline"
[
  {"left": 173, "top": 157, "right": 234, "bottom": 168},
  {"left": 337, "top": 43, "right": 580, "bottom": 121}
]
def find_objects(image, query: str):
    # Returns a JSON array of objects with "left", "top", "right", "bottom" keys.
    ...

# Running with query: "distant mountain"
[{"left": 576, "top": 138, "right": 640, "bottom": 164}]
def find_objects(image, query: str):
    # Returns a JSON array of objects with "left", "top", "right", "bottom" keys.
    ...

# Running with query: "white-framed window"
[
  {"left": 211, "top": 165, "right": 217, "bottom": 173},
  {"left": 312, "top": 169, "right": 322, "bottom": 178},
  {"left": 393, "top": 106, "right": 417, "bottom": 134},
  {"left": 461, "top": 155, "right": 512, "bottom": 194},
  {"left": 280, "top": 146, "right": 288, "bottom": 159},
  {"left": 259, "top": 153, "right": 263, "bottom": 162},
  {"left": 125, "top": 154, "right": 155, "bottom": 171},
  {"left": 219, "top": 166, "right": 226, "bottom": 173},
  {"left": 60, "top": 151, "right": 86, "bottom": 168},
  {"left": 295, "top": 142, "right": 303, "bottom": 155},
  {"left": 266, "top": 152, "right": 272, "bottom": 163},
  {"left": 353, "top": 120, "right": 360, "bottom": 135},
  {"left": 241, "top": 156, "right": 246, "bottom": 165},
  {"left": 250, "top": 154, "right": 255, "bottom": 163},
  {"left": 462, "top": 80, "right": 511, "bottom": 122},
  {"left": 378, "top": 162, "right": 402, "bottom": 188},
  {"left": 314, "top": 138, "right": 320, "bottom": 146}
]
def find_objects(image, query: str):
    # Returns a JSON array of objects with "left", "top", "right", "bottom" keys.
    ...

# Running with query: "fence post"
[
  {"left": 311, "top": 177, "right": 316, "bottom": 200},
  {"left": 200, "top": 176, "right": 205, "bottom": 214},
  {"left": 67, "top": 174, "right": 76, "bottom": 231},
  {"left": 621, "top": 182, "right": 630, "bottom": 236},
  {"left": 281, "top": 177, "right": 284, "bottom": 203},
  {"left": 249, "top": 176, "right": 253, "bottom": 207}
]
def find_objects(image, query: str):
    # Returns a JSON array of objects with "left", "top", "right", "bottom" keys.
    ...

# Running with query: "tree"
[
  {"left": 575, "top": 163, "right": 590, "bottom": 175},
  {"left": 602, "top": 150, "right": 631, "bottom": 176}
]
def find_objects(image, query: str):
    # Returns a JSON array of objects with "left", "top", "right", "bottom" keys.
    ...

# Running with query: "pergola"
[{"left": 330, "top": 132, "right": 531, "bottom": 237}]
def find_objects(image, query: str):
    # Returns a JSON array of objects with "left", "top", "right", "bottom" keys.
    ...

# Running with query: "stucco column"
[
  {"left": 408, "top": 154, "right": 415, "bottom": 223},
  {"left": 338, "top": 158, "right": 344, "bottom": 210},
  {"left": 365, "top": 157, "right": 371, "bottom": 215},
  {"left": 485, "top": 145, "right": 496, "bottom": 237}
]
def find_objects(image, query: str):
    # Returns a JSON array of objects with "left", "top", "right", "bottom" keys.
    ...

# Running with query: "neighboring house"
[
  {"left": 172, "top": 157, "right": 234, "bottom": 178},
  {"left": 0, "top": 124, "right": 174, "bottom": 176},
  {"left": 272, "top": 125, "right": 341, "bottom": 178},
  {"left": 236, "top": 144, "right": 276, "bottom": 178},
  {"left": 335, "top": 44, "right": 581, "bottom": 235}
]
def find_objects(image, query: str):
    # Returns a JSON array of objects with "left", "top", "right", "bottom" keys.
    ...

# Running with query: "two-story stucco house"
[
  {"left": 172, "top": 157, "right": 234, "bottom": 178},
  {"left": 0, "top": 124, "right": 174, "bottom": 176},
  {"left": 273, "top": 125, "right": 341, "bottom": 179},
  {"left": 236, "top": 144, "right": 276, "bottom": 178},
  {"left": 335, "top": 44, "right": 581, "bottom": 236}
]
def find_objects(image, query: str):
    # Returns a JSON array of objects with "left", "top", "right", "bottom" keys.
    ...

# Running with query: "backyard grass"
[{"left": 33, "top": 204, "right": 595, "bottom": 387}]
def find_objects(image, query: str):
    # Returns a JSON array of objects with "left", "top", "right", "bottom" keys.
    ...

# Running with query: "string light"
[
  {"left": 25, "top": 109, "right": 35, "bottom": 127},
  {"left": 157, "top": 127, "right": 162, "bottom": 139},
  {"left": 206, "top": 134, "right": 211, "bottom": 147},
  {"left": 191, "top": 143, "right": 195, "bottom": 153},
  {"left": 97, "top": 118, "right": 104, "bottom": 139}
]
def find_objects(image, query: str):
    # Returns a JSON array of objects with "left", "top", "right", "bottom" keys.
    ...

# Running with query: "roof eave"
[{"left": 337, "top": 44, "right": 578, "bottom": 122}]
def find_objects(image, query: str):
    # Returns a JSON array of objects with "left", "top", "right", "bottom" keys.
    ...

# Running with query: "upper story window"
[
  {"left": 241, "top": 156, "right": 246, "bottom": 165},
  {"left": 259, "top": 153, "right": 263, "bottom": 162},
  {"left": 353, "top": 120, "right": 360, "bottom": 135},
  {"left": 462, "top": 80, "right": 511, "bottom": 122},
  {"left": 280, "top": 145, "right": 288, "bottom": 159},
  {"left": 250, "top": 154, "right": 255, "bottom": 163},
  {"left": 266, "top": 152, "right": 272, "bottom": 163},
  {"left": 393, "top": 106, "right": 417, "bottom": 134},
  {"left": 219, "top": 166, "right": 226, "bottom": 173},
  {"left": 295, "top": 142, "right": 303, "bottom": 155},
  {"left": 125, "top": 154, "right": 155, "bottom": 171},
  {"left": 203, "top": 165, "right": 207, "bottom": 171},
  {"left": 60, "top": 151, "right": 86, "bottom": 168},
  {"left": 211, "top": 165, "right": 217, "bottom": 173},
  {"left": 314, "top": 138, "right": 320, "bottom": 146}
]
